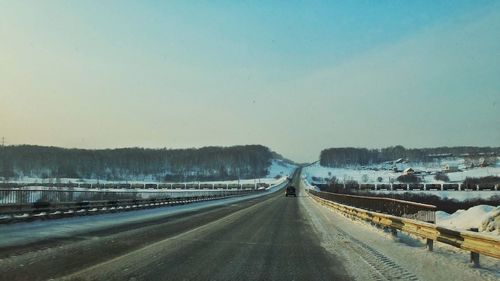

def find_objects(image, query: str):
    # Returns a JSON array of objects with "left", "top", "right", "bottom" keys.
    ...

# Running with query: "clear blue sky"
[{"left": 1, "top": 1, "right": 499, "bottom": 162}]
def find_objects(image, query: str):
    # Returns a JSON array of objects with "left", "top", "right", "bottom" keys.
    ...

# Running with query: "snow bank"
[
  {"left": 436, "top": 205, "right": 500, "bottom": 235},
  {"left": 301, "top": 179, "right": 320, "bottom": 192},
  {"left": 482, "top": 207, "right": 500, "bottom": 233}
]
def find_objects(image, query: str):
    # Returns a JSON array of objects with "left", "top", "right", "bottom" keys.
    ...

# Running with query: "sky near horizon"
[{"left": 1, "top": 1, "right": 499, "bottom": 162}]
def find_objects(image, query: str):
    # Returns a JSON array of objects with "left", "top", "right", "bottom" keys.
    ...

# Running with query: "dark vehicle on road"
[{"left": 285, "top": 186, "right": 296, "bottom": 197}]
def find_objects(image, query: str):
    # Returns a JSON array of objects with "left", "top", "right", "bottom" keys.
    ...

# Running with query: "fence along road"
[
  {"left": 308, "top": 190, "right": 437, "bottom": 223},
  {"left": 307, "top": 188, "right": 500, "bottom": 266}
]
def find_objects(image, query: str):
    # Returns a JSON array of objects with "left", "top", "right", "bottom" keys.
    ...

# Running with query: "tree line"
[
  {"left": 0, "top": 145, "right": 276, "bottom": 181},
  {"left": 320, "top": 146, "right": 500, "bottom": 167}
]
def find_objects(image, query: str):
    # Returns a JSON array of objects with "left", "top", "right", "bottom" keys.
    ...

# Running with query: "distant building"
[{"left": 403, "top": 168, "right": 414, "bottom": 175}]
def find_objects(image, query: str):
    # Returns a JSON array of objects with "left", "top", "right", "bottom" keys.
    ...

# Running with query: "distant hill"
[
  {"left": 320, "top": 146, "right": 500, "bottom": 167},
  {"left": 0, "top": 144, "right": 278, "bottom": 181}
]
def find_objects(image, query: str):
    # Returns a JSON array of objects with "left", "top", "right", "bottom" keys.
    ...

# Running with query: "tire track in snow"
[{"left": 301, "top": 192, "right": 419, "bottom": 281}]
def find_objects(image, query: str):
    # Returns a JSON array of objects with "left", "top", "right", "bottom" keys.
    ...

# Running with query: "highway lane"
[{"left": 0, "top": 169, "right": 351, "bottom": 281}]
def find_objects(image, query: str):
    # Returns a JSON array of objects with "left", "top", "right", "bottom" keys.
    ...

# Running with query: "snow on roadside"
[
  {"left": 301, "top": 178, "right": 320, "bottom": 192},
  {"left": 437, "top": 205, "right": 500, "bottom": 235},
  {"left": 300, "top": 184, "right": 500, "bottom": 280}
]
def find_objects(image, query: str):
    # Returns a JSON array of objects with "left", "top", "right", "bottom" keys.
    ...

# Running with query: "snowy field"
[
  {"left": 302, "top": 160, "right": 500, "bottom": 202},
  {"left": 4, "top": 159, "right": 297, "bottom": 187},
  {"left": 302, "top": 159, "right": 500, "bottom": 184}
]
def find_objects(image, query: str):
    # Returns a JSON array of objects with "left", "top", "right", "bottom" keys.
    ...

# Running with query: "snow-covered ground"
[
  {"left": 436, "top": 205, "right": 500, "bottom": 235},
  {"left": 266, "top": 159, "right": 297, "bottom": 178},
  {"left": 302, "top": 159, "right": 500, "bottom": 184},
  {"left": 201, "top": 159, "right": 295, "bottom": 185},
  {"left": 302, "top": 161, "right": 500, "bottom": 201},
  {"left": 300, "top": 181, "right": 500, "bottom": 280},
  {"left": 4, "top": 159, "right": 297, "bottom": 187},
  {"left": 301, "top": 177, "right": 320, "bottom": 192}
]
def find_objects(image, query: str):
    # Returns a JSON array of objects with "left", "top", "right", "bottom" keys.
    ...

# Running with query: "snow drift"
[{"left": 436, "top": 205, "right": 500, "bottom": 235}]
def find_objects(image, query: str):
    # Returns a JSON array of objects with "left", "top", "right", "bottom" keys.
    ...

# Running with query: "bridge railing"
[
  {"left": 308, "top": 190, "right": 436, "bottom": 223},
  {"left": 0, "top": 188, "right": 257, "bottom": 206},
  {"left": 306, "top": 187, "right": 500, "bottom": 266}
]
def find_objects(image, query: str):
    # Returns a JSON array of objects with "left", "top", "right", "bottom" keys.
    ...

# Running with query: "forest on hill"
[
  {"left": 0, "top": 145, "right": 277, "bottom": 181},
  {"left": 320, "top": 146, "right": 500, "bottom": 167}
]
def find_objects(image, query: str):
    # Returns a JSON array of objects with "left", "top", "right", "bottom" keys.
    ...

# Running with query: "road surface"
[{"left": 1, "top": 169, "right": 498, "bottom": 281}]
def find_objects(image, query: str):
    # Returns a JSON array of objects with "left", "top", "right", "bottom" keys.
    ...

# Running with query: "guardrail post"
[
  {"left": 426, "top": 239, "right": 434, "bottom": 251},
  {"left": 469, "top": 228, "right": 480, "bottom": 268}
]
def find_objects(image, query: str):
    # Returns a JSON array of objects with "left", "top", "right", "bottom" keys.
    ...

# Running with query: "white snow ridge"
[{"left": 436, "top": 205, "right": 500, "bottom": 235}]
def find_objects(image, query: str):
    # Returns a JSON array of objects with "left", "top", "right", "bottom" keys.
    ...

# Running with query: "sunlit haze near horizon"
[{"left": 1, "top": 1, "right": 499, "bottom": 162}]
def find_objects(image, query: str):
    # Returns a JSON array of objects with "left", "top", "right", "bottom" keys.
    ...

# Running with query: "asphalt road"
[{"left": 0, "top": 169, "right": 350, "bottom": 281}]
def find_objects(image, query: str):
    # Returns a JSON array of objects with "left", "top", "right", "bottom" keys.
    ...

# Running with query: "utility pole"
[{"left": 1, "top": 137, "right": 4, "bottom": 147}]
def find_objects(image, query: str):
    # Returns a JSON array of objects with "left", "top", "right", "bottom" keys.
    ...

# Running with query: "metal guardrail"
[
  {"left": 311, "top": 182, "right": 500, "bottom": 191},
  {"left": 0, "top": 194, "right": 245, "bottom": 223},
  {"left": 0, "top": 196, "right": 201, "bottom": 215},
  {"left": 309, "top": 190, "right": 436, "bottom": 223},
  {"left": 0, "top": 188, "right": 253, "bottom": 205},
  {"left": 307, "top": 189, "right": 500, "bottom": 266},
  {"left": 0, "top": 178, "right": 289, "bottom": 219},
  {"left": 0, "top": 188, "right": 262, "bottom": 223}
]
